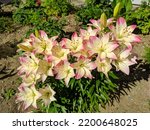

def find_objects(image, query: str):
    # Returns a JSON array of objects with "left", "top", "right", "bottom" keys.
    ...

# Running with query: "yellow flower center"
[
  {"left": 44, "top": 91, "right": 52, "bottom": 98},
  {"left": 40, "top": 40, "right": 47, "bottom": 50},
  {"left": 79, "top": 63, "right": 85, "bottom": 68}
]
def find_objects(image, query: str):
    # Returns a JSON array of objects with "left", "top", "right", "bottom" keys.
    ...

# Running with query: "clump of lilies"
[{"left": 16, "top": 13, "right": 141, "bottom": 110}]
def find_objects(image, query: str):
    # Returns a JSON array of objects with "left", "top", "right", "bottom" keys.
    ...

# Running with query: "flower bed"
[{"left": 16, "top": 7, "right": 141, "bottom": 112}]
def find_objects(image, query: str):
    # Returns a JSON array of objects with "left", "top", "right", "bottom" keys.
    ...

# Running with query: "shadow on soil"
[
  {"left": 109, "top": 60, "right": 150, "bottom": 105},
  {"left": 0, "top": 41, "right": 18, "bottom": 59}
]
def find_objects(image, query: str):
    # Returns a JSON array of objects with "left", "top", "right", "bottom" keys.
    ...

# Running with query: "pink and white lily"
[
  {"left": 113, "top": 49, "right": 137, "bottom": 75},
  {"left": 37, "top": 59, "right": 54, "bottom": 82},
  {"left": 21, "top": 73, "right": 40, "bottom": 87},
  {"left": 95, "top": 57, "right": 112, "bottom": 77},
  {"left": 109, "top": 17, "right": 141, "bottom": 48},
  {"left": 89, "top": 34, "right": 118, "bottom": 60},
  {"left": 51, "top": 44, "right": 70, "bottom": 65},
  {"left": 71, "top": 56, "right": 96, "bottom": 79},
  {"left": 61, "top": 32, "right": 83, "bottom": 54},
  {"left": 54, "top": 60, "right": 75, "bottom": 86},
  {"left": 80, "top": 26, "right": 98, "bottom": 40},
  {"left": 39, "top": 85, "right": 56, "bottom": 106},
  {"left": 16, "top": 85, "right": 41, "bottom": 110},
  {"left": 17, "top": 39, "right": 34, "bottom": 53},
  {"left": 17, "top": 53, "right": 39, "bottom": 76},
  {"left": 31, "top": 30, "right": 58, "bottom": 55},
  {"left": 89, "top": 18, "right": 114, "bottom": 31}
]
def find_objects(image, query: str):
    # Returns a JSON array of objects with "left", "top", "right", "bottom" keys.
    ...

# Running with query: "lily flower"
[
  {"left": 80, "top": 27, "right": 98, "bottom": 40},
  {"left": 16, "top": 85, "right": 41, "bottom": 110},
  {"left": 61, "top": 32, "right": 83, "bottom": 54},
  {"left": 112, "top": 49, "right": 137, "bottom": 75},
  {"left": 51, "top": 44, "right": 70, "bottom": 65},
  {"left": 89, "top": 34, "right": 118, "bottom": 60},
  {"left": 72, "top": 40, "right": 92, "bottom": 58},
  {"left": 54, "top": 61, "right": 75, "bottom": 86},
  {"left": 37, "top": 59, "right": 54, "bottom": 82},
  {"left": 21, "top": 74, "right": 40, "bottom": 87},
  {"left": 17, "top": 39, "right": 34, "bottom": 53},
  {"left": 71, "top": 56, "right": 96, "bottom": 79},
  {"left": 39, "top": 85, "right": 56, "bottom": 106},
  {"left": 109, "top": 17, "right": 141, "bottom": 48},
  {"left": 89, "top": 18, "right": 114, "bottom": 31},
  {"left": 95, "top": 57, "right": 112, "bottom": 77},
  {"left": 31, "top": 30, "right": 58, "bottom": 55},
  {"left": 17, "top": 53, "right": 39, "bottom": 76}
]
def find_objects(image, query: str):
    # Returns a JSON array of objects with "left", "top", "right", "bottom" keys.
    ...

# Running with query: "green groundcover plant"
[
  {"left": 76, "top": 0, "right": 133, "bottom": 27},
  {"left": 126, "top": 1, "right": 150, "bottom": 34},
  {"left": 76, "top": 0, "right": 113, "bottom": 25},
  {"left": 12, "top": 0, "right": 74, "bottom": 38},
  {"left": 16, "top": 3, "right": 141, "bottom": 112}
]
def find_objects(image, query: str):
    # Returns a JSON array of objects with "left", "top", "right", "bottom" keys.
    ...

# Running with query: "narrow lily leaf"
[
  {"left": 108, "top": 71, "right": 119, "bottom": 79},
  {"left": 96, "top": 80, "right": 100, "bottom": 93},
  {"left": 89, "top": 85, "right": 95, "bottom": 94}
]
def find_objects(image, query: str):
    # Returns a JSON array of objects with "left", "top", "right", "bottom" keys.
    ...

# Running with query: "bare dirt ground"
[
  {"left": 101, "top": 78, "right": 150, "bottom": 112},
  {"left": 0, "top": 26, "right": 30, "bottom": 112}
]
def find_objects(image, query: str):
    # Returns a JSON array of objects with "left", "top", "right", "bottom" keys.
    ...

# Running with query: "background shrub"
[
  {"left": 126, "top": 2, "right": 150, "bottom": 34},
  {"left": 76, "top": 0, "right": 113, "bottom": 26}
]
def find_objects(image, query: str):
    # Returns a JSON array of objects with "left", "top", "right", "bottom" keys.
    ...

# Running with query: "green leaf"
[
  {"left": 89, "top": 85, "right": 95, "bottom": 94},
  {"left": 126, "top": 0, "right": 132, "bottom": 12},
  {"left": 77, "top": 80, "right": 84, "bottom": 95},
  {"left": 69, "top": 78, "right": 76, "bottom": 89},
  {"left": 108, "top": 71, "right": 119, "bottom": 79},
  {"left": 100, "top": 72, "right": 104, "bottom": 80},
  {"left": 99, "top": 89, "right": 109, "bottom": 101}
]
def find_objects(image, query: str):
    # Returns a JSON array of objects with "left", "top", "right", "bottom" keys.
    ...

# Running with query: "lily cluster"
[{"left": 16, "top": 17, "right": 141, "bottom": 110}]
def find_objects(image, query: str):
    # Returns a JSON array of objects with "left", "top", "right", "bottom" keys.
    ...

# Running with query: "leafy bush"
[
  {"left": 12, "top": 0, "right": 75, "bottom": 37},
  {"left": 26, "top": 17, "right": 67, "bottom": 38},
  {"left": 13, "top": 0, "right": 74, "bottom": 23},
  {"left": 41, "top": 0, "right": 74, "bottom": 17},
  {"left": 126, "top": 2, "right": 150, "bottom": 34},
  {"left": 13, "top": 8, "right": 42, "bottom": 25},
  {"left": 85, "top": 0, "right": 111, "bottom": 6},
  {"left": 76, "top": 0, "right": 113, "bottom": 25}
]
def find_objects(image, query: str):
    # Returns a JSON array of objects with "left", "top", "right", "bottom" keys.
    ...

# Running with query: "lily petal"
[
  {"left": 84, "top": 68, "right": 93, "bottom": 79},
  {"left": 107, "top": 52, "right": 117, "bottom": 59},
  {"left": 118, "top": 62, "right": 129, "bottom": 75},
  {"left": 75, "top": 69, "right": 85, "bottom": 79},
  {"left": 127, "top": 25, "right": 136, "bottom": 33},
  {"left": 120, "top": 49, "right": 131, "bottom": 59},
  {"left": 39, "top": 30, "right": 48, "bottom": 40}
]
